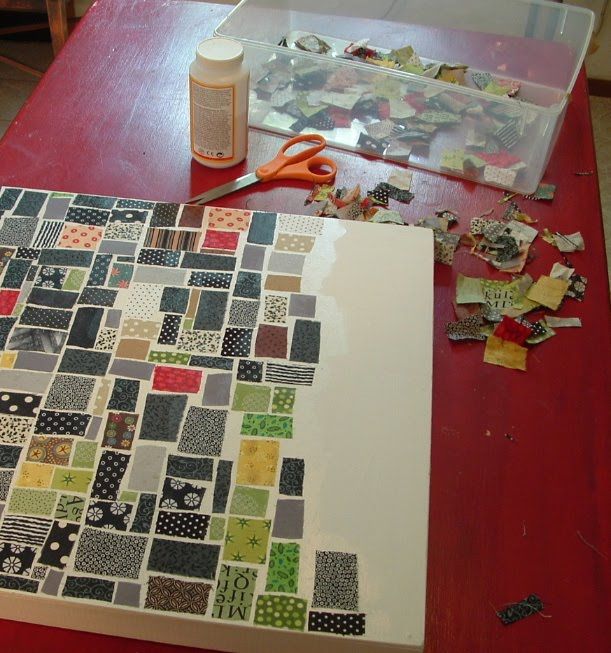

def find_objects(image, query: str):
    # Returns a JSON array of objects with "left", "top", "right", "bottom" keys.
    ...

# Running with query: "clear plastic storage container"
[{"left": 215, "top": 0, "right": 594, "bottom": 193}]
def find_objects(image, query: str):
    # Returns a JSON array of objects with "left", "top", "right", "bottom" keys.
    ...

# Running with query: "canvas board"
[{"left": 0, "top": 187, "right": 433, "bottom": 652}]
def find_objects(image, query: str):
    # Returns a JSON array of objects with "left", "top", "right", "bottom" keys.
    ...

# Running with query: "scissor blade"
[{"left": 188, "top": 172, "right": 259, "bottom": 205}]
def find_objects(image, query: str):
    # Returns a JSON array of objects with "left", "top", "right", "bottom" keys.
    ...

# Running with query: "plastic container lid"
[{"left": 196, "top": 37, "right": 244, "bottom": 68}]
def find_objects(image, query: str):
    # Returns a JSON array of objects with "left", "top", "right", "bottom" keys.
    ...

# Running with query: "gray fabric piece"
[
  {"left": 288, "top": 294, "right": 317, "bottom": 318},
  {"left": 15, "top": 351, "right": 59, "bottom": 373},
  {"left": 97, "top": 240, "right": 138, "bottom": 256},
  {"left": 128, "top": 445, "right": 166, "bottom": 492},
  {"left": 109, "top": 358, "right": 154, "bottom": 380},
  {"left": 0, "top": 370, "right": 52, "bottom": 393},
  {"left": 202, "top": 373, "right": 233, "bottom": 406},
  {"left": 41, "top": 569, "right": 64, "bottom": 596},
  {"left": 85, "top": 416, "right": 102, "bottom": 441},
  {"left": 105, "top": 309, "right": 122, "bottom": 328},
  {"left": 43, "top": 197, "right": 71, "bottom": 220},
  {"left": 114, "top": 581, "right": 141, "bottom": 607},
  {"left": 272, "top": 499, "right": 304, "bottom": 539},
  {"left": 241, "top": 244, "right": 266, "bottom": 271},
  {"left": 268, "top": 251, "right": 305, "bottom": 275},
  {"left": 132, "top": 266, "right": 188, "bottom": 285}
]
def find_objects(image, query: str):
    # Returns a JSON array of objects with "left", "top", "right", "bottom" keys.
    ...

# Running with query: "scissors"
[{"left": 187, "top": 133, "right": 337, "bottom": 205}]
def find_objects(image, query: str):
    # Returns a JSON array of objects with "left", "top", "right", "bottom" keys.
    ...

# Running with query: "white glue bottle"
[{"left": 189, "top": 37, "right": 249, "bottom": 168}]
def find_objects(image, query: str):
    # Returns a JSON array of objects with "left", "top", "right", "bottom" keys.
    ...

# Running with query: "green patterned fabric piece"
[
  {"left": 241, "top": 414, "right": 293, "bottom": 439},
  {"left": 50, "top": 467, "right": 93, "bottom": 493},
  {"left": 72, "top": 441, "right": 97, "bottom": 469},
  {"left": 229, "top": 486, "right": 269, "bottom": 517},
  {"left": 55, "top": 493, "right": 85, "bottom": 521},
  {"left": 271, "top": 386, "right": 296, "bottom": 414},
  {"left": 212, "top": 564, "right": 258, "bottom": 621},
  {"left": 63, "top": 269, "right": 86, "bottom": 291},
  {"left": 232, "top": 383, "right": 271, "bottom": 412},
  {"left": 119, "top": 490, "right": 138, "bottom": 502},
  {"left": 265, "top": 542, "right": 300, "bottom": 593},
  {"left": 209, "top": 517, "right": 226, "bottom": 541},
  {"left": 254, "top": 594, "right": 308, "bottom": 631},
  {"left": 148, "top": 350, "right": 191, "bottom": 365},
  {"left": 223, "top": 517, "right": 271, "bottom": 564},
  {"left": 8, "top": 488, "right": 56, "bottom": 515}
]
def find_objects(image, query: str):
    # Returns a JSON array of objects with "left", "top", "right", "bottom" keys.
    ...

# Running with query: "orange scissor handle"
[{"left": 255, "top": 134, "right": 337, "bottom": 184}]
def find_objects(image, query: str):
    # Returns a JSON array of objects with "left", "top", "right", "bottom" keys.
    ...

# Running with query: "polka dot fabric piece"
[
  {"left": 58, "top": 224, "right": 103, "bottom": 249},
  {"left": 205, "top": 207, "right": 252, "bottom": 231}
]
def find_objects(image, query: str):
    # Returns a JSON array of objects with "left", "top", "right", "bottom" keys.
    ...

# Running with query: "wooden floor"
[{"left": 1, "top": 37, "right": 610, "bottom": 284}]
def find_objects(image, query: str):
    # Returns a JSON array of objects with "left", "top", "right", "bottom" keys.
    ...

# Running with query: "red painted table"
[{"left": 0, "top": 1, "right": 609, "bottom": 652}]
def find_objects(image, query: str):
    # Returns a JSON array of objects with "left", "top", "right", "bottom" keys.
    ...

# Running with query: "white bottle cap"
[{"left": 196, "top": 37, "right": 244, "bottom": 68}]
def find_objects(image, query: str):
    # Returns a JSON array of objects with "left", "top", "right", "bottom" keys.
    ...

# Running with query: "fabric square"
[
  {"left": 94, "top": 327, "right": 117, "bottom": 351},
  {"left": 87, "top": 254, "right": 112, "bottom": 286},
  {"left": 160, "top": 286, "right": 189, "bottom": 314},
  {"left": 7, "top": 488, "right": 56, "bottom": 515},
  {"left": 38, "top": 249, "right": 95, "bottom": 268},
  {"left": 526, "top": 275, "right": 569, "bottom": 310},
  {"left": 91, "top": 450, "right": 130, "bottom": 500},
  {"left": 0, "top": 217, "right": 38, "bottom": 247},
  {"left": 72, "top": 194, "right": 115, "bottom": 210},
  {"left": 157, "top": 313, "right": 181, "bottom": 345},
  {"left": 145, "top": 575, "right": 212, "bottom": 615},
  {"left": 148, "top": 351, "right": 190, "bottom": 365},
  {"left": 268, "top": 251, "right": 305, "bottom": 275},
  {"left": 0, "top": 414, "right": 34, "bottom": 444},
  {"left": 0, "top": 316, "right": 15, "bottom": 349},
  {"left": 33, "top": 410, "right": 89, "bottom": 437},
  {"left": 125, "top": 283, "right": 164, "bottom": 320},
  {"left": 120, "top": 318, "right": 161, "bottom": 340},
  {"left": 0, "top": 469, "right": 13, "bottom": 501},
  {"left": 233, "top": 271, "right": 261, "bottom": 299},
  {"left": 16, "top": 461, "right": 56, "bottom": 488},
  {"left": 275, "top": 233, "right": 315, "bottom": 253},
  {"left": 166, "top": 455, "right": 213, "bottom": 481},
  {"left": 160, "top": 476, "right": 205, "bottom": 511},
  {"left": 266, "top": 541, "right": 300, "bottom": 592},
  {"left": 240, "top": 244, "right": 265, "bottom": 271},
  {"left": 247, "top": 212, "right": 277, "bottom": 245},
  {"left": 54, "top": 494, "right": 86, "bottom": 521},
  {"left": 0, "top": 575, "right": 39, "bottom": 593},
  {"left": 312, "top": 550, "right": 359, "bottom": 610},
  {"left": 212, "top": 459, "right": 233, "bottom": 513},
  {"left": 236, "top": 439, "right": 279, "bottom": 487},
  {"left": 212, "top": 564, "right": 257, "bottom": 621},
  {"left": 0, "top": 187, "right": 21, "bottom": 211},
  {"left": 140, "top": 393, "right": 188, "bottom": 442},
  {"left": 67, "top": 306, "right": 104, "bottom": 348},
  {"left": 241, "top": 414, "right": 292, "bottom": 439},
  {"left": 27, "top": 287, "right": 79, "bottom": 309},
  {"left": 0, "top": 391, "right": 42, "bottom": 417},
  {"left": 0, "top": 514, "right": 52, "bottom": 544},
  {"left": 32, "top": 220, "right": 63, "bottom": 248},
  {"left": 308, "top": 611, "right": 366, "bottom": 636},
  {"left": 0, "top": 289, "right": 20, "bottom": 315},
  {"left": 116, "top": 338, "right": 151, "bottom": 360},
  {"left": 178, "top": 204, "right": 206, "bottom": 228},
  {"left": 229, "top": 486, "right": 269, "bottom": 517},
  {"left": 63, "top": 575, "right": 113, "bottom": 602},
  {"left": 264, "top": 275, "right": 301, "bottom": 293},
  {"left": 272, "top": 387, "right": 296, "bottom": 415},
  {"left": 85, "top": 499, "right": 133, "bottom": 530},
  {"left": 232, "top": 384, "right": 271, "bottom": 413},
  {"left": 272, "top": 499, "right": 304, "bottom": 539},
  {"left": 566, "top": 273, "right": 587, "bottom": 301},
  {"left": 221, "top": 327, "right": 253, "bottom": 357},
  {"left": 74, "top": 527, "right": 147, "bottom": 578},
  {"left": 279, "top": 457, "right": 304, "bottom": 496},
  {"left": 38, "top": 520, "right": 81, "bottom": 568},
  {"left": 19, "top": 306, "right": 72, "bottom": 331},
  {"left": 209, "top": 517, "right": 225, "bottom": 541},
  {"left": 71, "top": 441, "right": 97, "bottom": 468},
  {"left": 108, "top": 262, "right": 133, "bottom": 288},
  {"left": 202, "top": 229, "right": 240, "bottom": 252},
  {"left": 188, "top": 271, "right": 233, "bottom": 289},
  {"left": 45, "top": 374, "right": 95, "bottom": 411},
  {"left": 78, "top": 287, "right": 117, "bottom": 307},
  {"left": 152, "top": 366, "right": 202, "bottom": 393},
  {"left": 255, "top": 324, "right": 288, "bottom": 359},
  {"left": 228, "top": 299, "right": 259, "bottom": 328},
  {"left": 50, "top": 467, "right": 93, "bottom": 493},
  {"left": 289, "top": 319, "right": 321, "bottom": 364},
  {"left": 288, "top": 294, "right": 316, "bottom": 318},
  {"left": 0, "top": 443, "right": 21, "bottom": 468},
  {"left": 484, "top": 335, "right": 528, "bottom": 371},
  {"left": 150, "top": 202, "right": 180, "bottom": 227},
  {"left": 254, "top": 594, "right": 307, "bottom": 631},
  {"left": 130, "top": 492, "right": 156, "bottom": 533},
  {"left": 144, "top": 227, "right": 200, "bottom": 251},
  {"left": 136, "top": 248, "right": 181, "bottom": 267},
  {"left": 178, "top": 407, "right": 227, "bottom": 456},
  {"left": 26, "top": 436, "right": 73, "bottom": 466},
  {"left": 205, "top": 206, "right": 252, "bottom": 231},
  {"left": 223, "top": 517, "right": 272, "bottom": 564},
  {"left": 2, "top": 258, "right": 31, "bottom": 288},
  {"left": 237, "top": 359, "right": 263, "bottom": 382},
  {"left": 0, "top": 541, "right": 36, "bottom": 576},
  {"left": 102, "top": 412, "right": 139, "bottom": 450},
  {"left": 147, "top": 539, "right": 220, "bottom": 579},
  {"left": 58, "top": 224, "right": 103, "bottom": 249},
  {"left": 103, "top": 221, "right": 143, "bottom": 241},
  {"left": 34, "top": 266, "right": 67, "bottom": 289},
  {"left": 58, "top": 349, "right": 111, "bottom": 376},
  {"left": 155, "top": 510, "right": 209, "bottom": 540},
  {"left": 263, "top": 294, "right": 287, "bottom": 323},
  {"left": 188, "top": 355, "right": 233, "bottom": 370},
  {"left": 194, "top": 290, "right": 228, "bottom": 331},
  {"left": 202, "top": 373, "right": 232, "bottom": 406}
]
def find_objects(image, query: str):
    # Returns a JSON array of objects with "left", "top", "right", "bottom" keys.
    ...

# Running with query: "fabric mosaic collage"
[{"left": 0, "top": 187, "right": 365, "bottom": 639}]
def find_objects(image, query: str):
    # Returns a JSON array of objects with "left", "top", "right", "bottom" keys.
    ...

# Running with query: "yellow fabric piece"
[
  {"left": 237, "top": 439, "right": 280, "bottom": 487},
  {"left": 526, "top": 276, "right": 569, "bottom": 310},
  {"left": 16, "top": 462, "right": 54, "bottom": 488},
  {"left": 484, "top": 335, "right": 528, "bottom": 371},
  {"left": 0, "top": 352, "right": 17, "bottom": 368}
]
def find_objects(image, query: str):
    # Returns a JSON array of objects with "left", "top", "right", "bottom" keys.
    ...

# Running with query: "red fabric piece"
[
  {"left": 178, "top": 204, "right": 205, "bottom": 228},
  {"left": 0, "top": 289, "right": 19, "bottom": 315},
  {"left": 403, "top": 93, "right": 427, "bottom": 113},
  {"left": 152, "top": 365, "right": 203, "bottom": 393},
  {"left": 478, "top": 152, "right": 523, "bottom": 168},
  {"left": 327, "top": 107, "right": 352, "bottom": 128},
  {"left": 255, "top": 324, "right": 288, "bottom": 359},
  {"left": 377, "top": 99, "right": 390, "bottom": 120},
  {"left": 493, "top": 315, "right": 533, "bottom": 345},
  {"left": 202, "top": 229, "right": 239, "bottom": 252}
]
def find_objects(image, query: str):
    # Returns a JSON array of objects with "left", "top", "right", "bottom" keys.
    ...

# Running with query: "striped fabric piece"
[
  {"left": 0, "top": 515, "right": 53, "bottom": 546},
  {"left": 494, "top": 120, "right": 520, "bottom": 149},
  {"left": 265, "top": 363, "right": 315, "bottom": 386},
  {"left": 33, "top": 220, "right": 63, "bottom": 248},
  {"left": 144, "top": 228, "right": 199, "bottom": 252}
]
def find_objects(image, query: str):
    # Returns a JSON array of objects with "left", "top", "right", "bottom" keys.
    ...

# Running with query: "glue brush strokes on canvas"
[{"left": 0, "top": 187, "right": 434, "bottom": 652}]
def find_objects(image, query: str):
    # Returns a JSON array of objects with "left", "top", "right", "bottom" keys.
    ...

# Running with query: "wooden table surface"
[{"left": 0, "top": 1, "right": 609, "bottom": 652}]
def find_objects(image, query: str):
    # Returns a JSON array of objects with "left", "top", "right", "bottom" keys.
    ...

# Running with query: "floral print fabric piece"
[
  {"left": 160, "top": 477, "right": 205, "bottom": 511},
  {"left": 86, "top": 500, "right": 133, "bottom": 531},
  {"left": 102, "top": 412, "right": 139, "bottom": 450},
  {"left": 145, "top": 575, "right": 212, "bottom": 615}
]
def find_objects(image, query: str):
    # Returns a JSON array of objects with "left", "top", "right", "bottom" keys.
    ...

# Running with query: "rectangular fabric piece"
[
  {"left": 194, "top": 291, "right": 228, "bottom": 331},
  {"left": 147, "top": 539, "right": 220, "bottom": 580},
  {"left": 290, "top": 319, "right": 321, "bottom": 363},
  {"left": 181, "top": 253, "right": 236, "bottom": 271},
  {"left": 140, "top": 393, "right": 188, "bottom": 442},
  {"left": 247, "top": 212, "right": 277, "bottom": 245},
  {"left": 74, "top": 527, "right": 147, "bottom": 578},
  {"left": 312, "top": 550, "right": 359, "bottom": 610}
]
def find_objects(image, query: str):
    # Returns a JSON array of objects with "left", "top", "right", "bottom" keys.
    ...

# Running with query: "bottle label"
[{"left": 190, "top": 77, "right": 235, "bottom": 161}]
